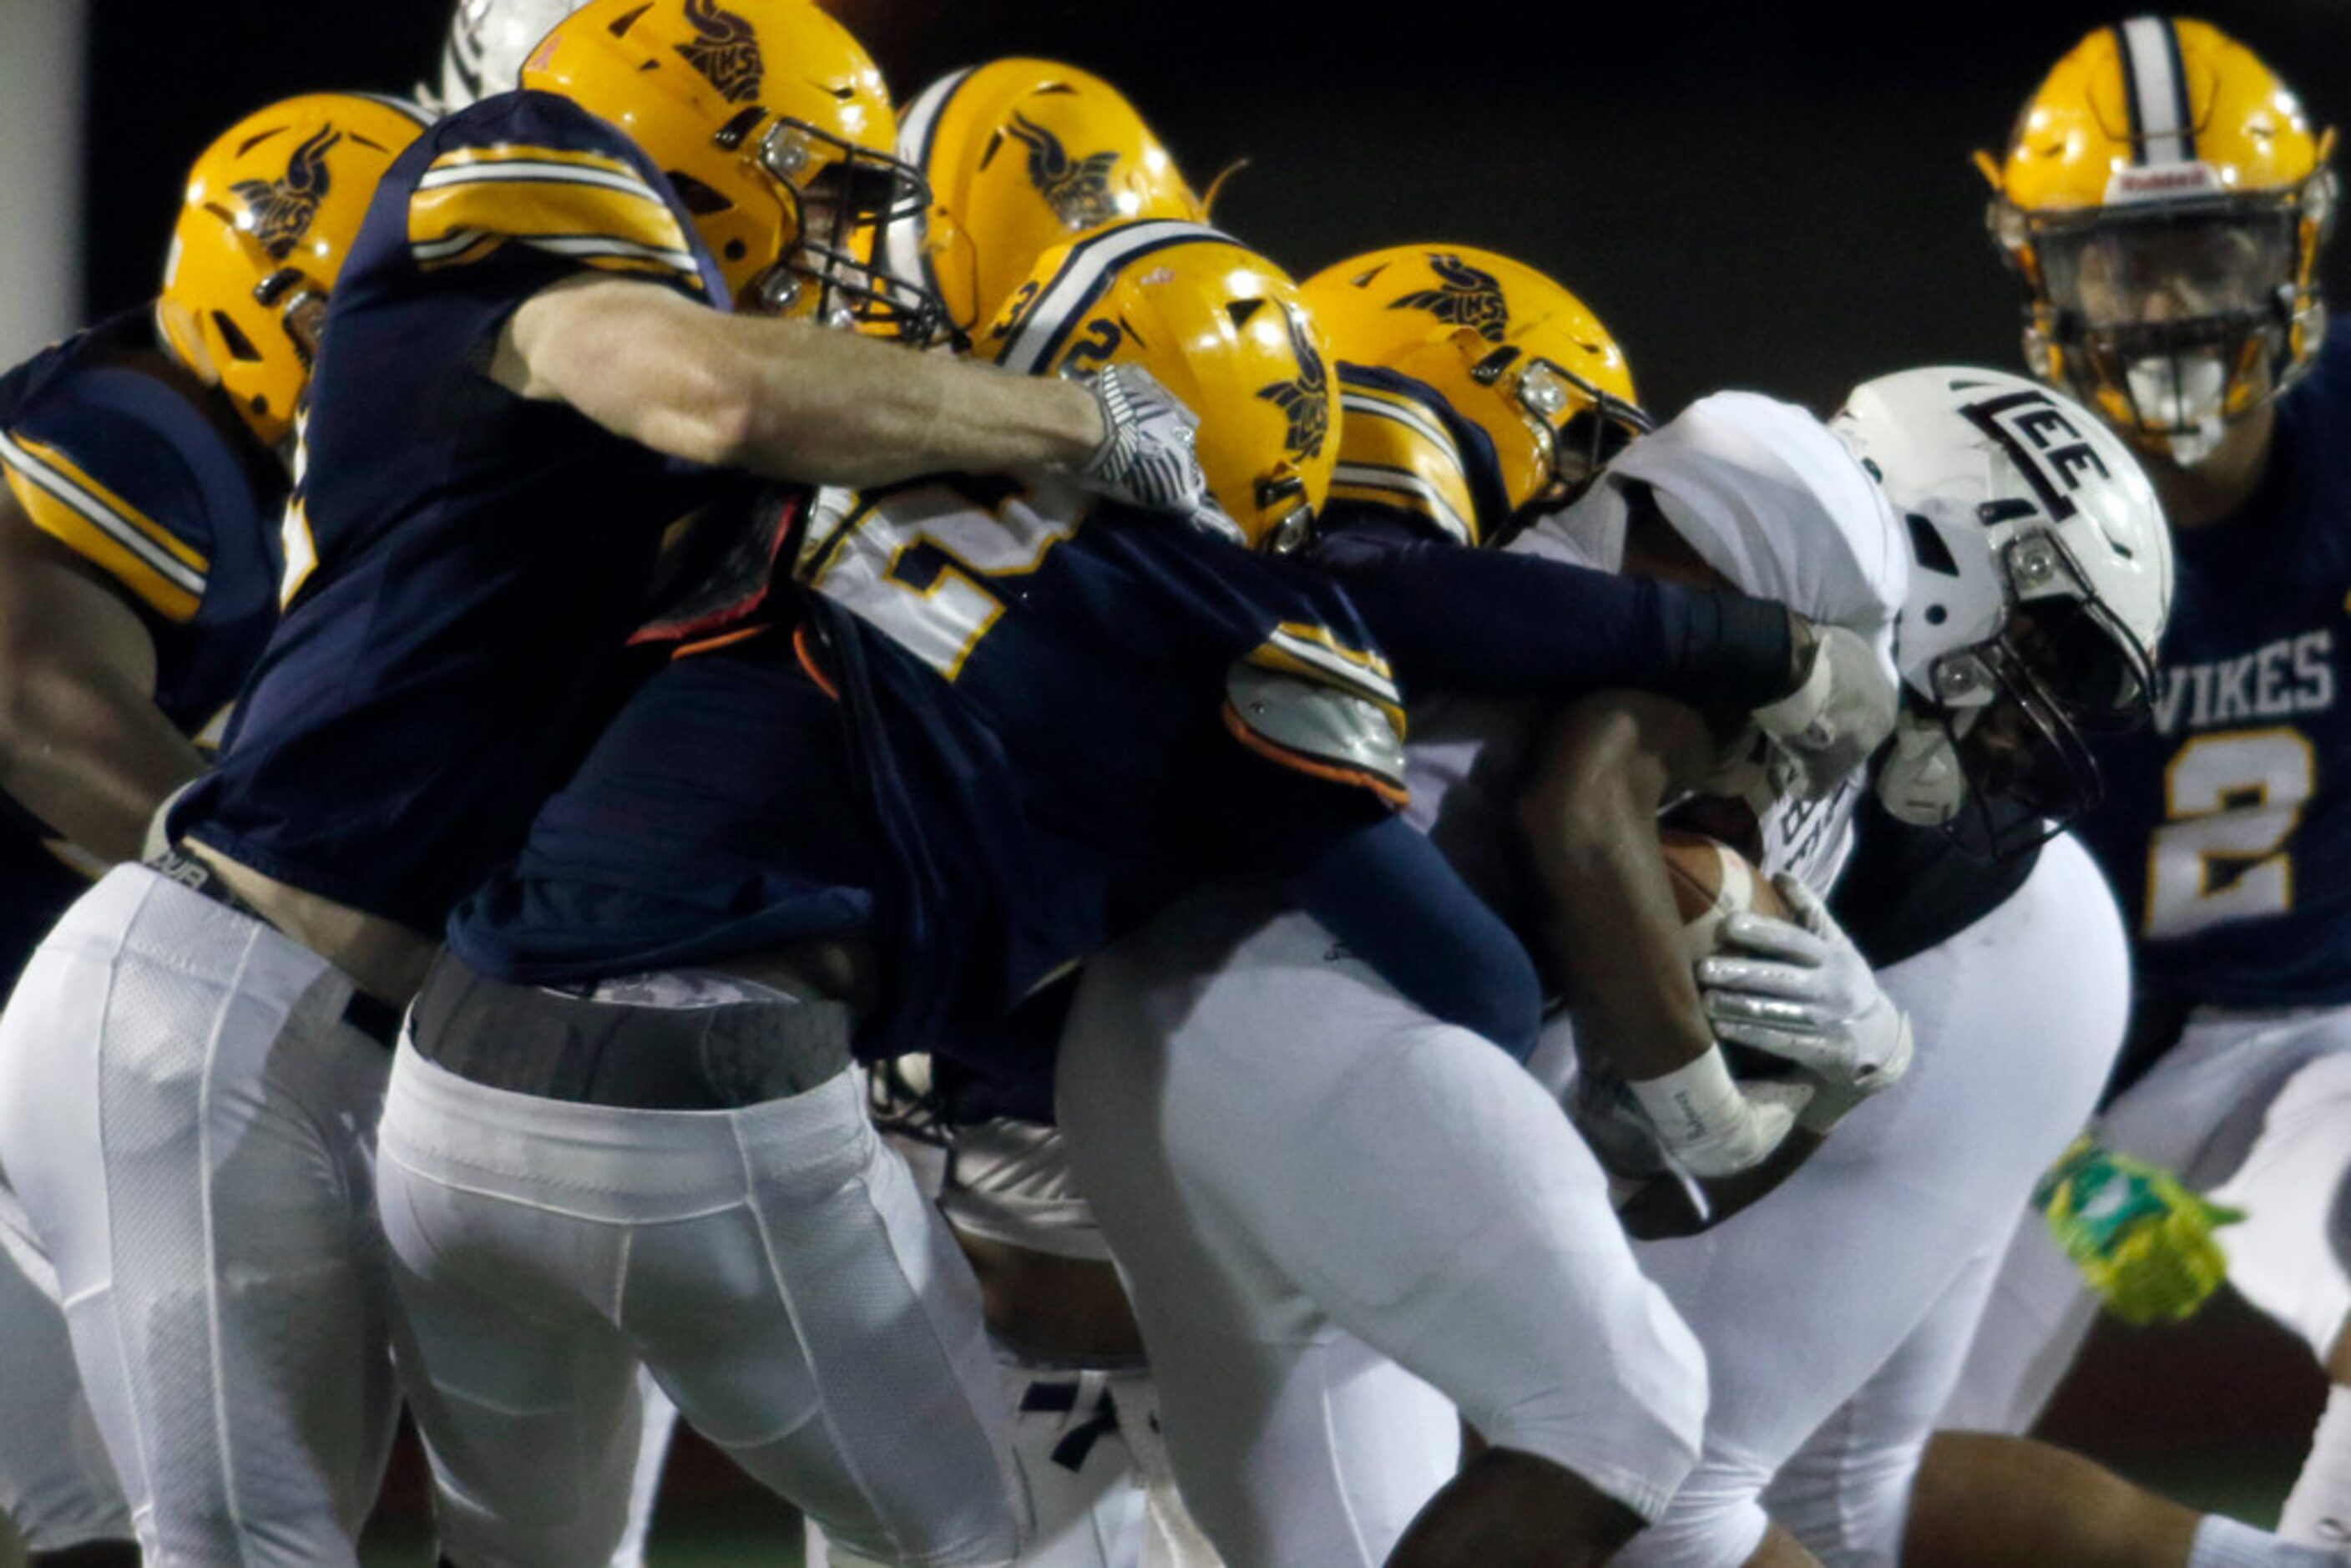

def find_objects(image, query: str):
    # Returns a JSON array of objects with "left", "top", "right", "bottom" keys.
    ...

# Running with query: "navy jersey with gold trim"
[
  {"left": 0, "top": 307, "right": 284, "bottom": 974},
  {"left": 449, "top": 476, "right": 1415, "bottom": 1068},
  {"left": 168, "top": 90, "right": 737, "bottom": 932},
  {"left": 2077, "top": 323, "right": 2351, "bottom": 1010}
]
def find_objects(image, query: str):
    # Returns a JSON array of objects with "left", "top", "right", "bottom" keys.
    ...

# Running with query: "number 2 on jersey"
[
  {"left": 2144, "top": 727, "right": 2316, "bottom": 938},
  {"left": 807, "top": 478, "right": 1079, "bottom": 680}
]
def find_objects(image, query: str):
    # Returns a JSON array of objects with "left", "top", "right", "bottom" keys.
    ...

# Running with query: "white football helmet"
[
  {"left": 420, "top": 0, "right": 590, "bottom": 115},
  {"left": 1833, "top": 366, "right": 2173, "bottom": 856}
]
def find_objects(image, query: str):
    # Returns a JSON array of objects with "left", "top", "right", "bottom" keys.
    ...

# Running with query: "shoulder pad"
[
  {"left": 405, "top": 92, "right": 713, "bottom": 295},
  {"left": 1327, "top": 362, "right": 1509, "bottom": 546},
  {"left": 0, "top": 343, "right": 247, "bottom": 622}
]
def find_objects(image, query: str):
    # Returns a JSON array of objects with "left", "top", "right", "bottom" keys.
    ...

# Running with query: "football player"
[
  {"left": 1910, "top": 18, "right": 2351, "bottom": 1565},
  {"left": 817, "top": 67, "right": 1215, "bottom": 1568},
  {"left": 0, "top": 93, "right": 426, "bottom": 1565},
  {"left": 382, "top": 224, "right": 1437, "bottom": 1568},
  {"left": 422, "top": 6, "right": 686, "bottom": 1561},
  {"left": 1538, "top": 365, "right": 2172, "bottom": 1568},
  {"left": 0, "top": 0, "right": 1212, "bottom": 1560},
  {"left": 1053, "top": 246, "right": 1919, "bottom": 1568}
]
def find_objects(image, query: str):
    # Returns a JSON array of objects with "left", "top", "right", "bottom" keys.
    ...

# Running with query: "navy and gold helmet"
[
  {"left": 158, "top": 93, "right": 431, "bottom": 448},
  {"left": 887, "top": 58, "right": 1206, "bottom": 345},
  {"left": 1980, "top": 17, "right": 2336, "bottom": 463},
  {"left": 523, "top": 0, "right": 942, "bottom": 336},
  {"left": 984, "top": 220, "right": 1336, "bottom": 551},
  {"left": 1302, "top": 245, "right": 1646, "bottom": 544}
]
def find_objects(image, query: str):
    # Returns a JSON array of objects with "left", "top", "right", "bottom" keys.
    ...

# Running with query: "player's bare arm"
[
  {"left": 1519, "top": 687, "right": 1728, "bottom": 1085},
  {"left": 0, "top": 489, "right": 205, "bottom": 864},
  {"left": 1519, "top": 687, "right": 1824, "bottom": 1216},
  {"left": 493, "top": 273, "right": 1106, "bottom": 486}
]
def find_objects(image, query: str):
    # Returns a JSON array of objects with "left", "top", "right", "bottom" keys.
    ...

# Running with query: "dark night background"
[
  {"left": 53, "top": 0, "right": 2351, "bottom": 1550},
  {"left": 77, "top": 1, "right": 2351, "bottom": 422}
]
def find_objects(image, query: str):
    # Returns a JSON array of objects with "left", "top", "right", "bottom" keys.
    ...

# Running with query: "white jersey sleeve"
[{"left": 1521, "top": 392, "right": 1910, "bottom": 899}]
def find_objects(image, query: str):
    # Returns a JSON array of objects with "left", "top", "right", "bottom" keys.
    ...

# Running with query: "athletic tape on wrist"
[{"left": 1629, "top": 1047, "right": 1748, "bottom": 1154}]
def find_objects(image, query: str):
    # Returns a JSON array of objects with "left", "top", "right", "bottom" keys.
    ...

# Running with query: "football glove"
[
  {"left": 1752, "top": 622, "right": 1898, "bottom": 804},
  {"left": 1696, "top": 875, "right": 1914, "bottom": 1134},
  {"left": 1067, "top": 363, "right": 1217, "bottom": 524},
  {"left": 2035, "top": 1135, "right": 2242, "bottom": 1325}
]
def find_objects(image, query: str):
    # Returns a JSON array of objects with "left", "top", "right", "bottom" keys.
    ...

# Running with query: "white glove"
[
  {"left": 1697, "top": 875, "right": 1914, "bottom": 1133},
  {"left": 1623, "top": 1047, "right": 1813, "bottom": 1179},
  {"left": 1752, "top": 623, "right": 1898, "bottom": 803},
  {"left": 1067, "top": 363, "right": 1219, "bottom": 525}
]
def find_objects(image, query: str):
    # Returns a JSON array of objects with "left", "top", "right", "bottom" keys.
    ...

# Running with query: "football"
[{"left": 1661, "top": 827, "right": 1792, "bottom": 968}]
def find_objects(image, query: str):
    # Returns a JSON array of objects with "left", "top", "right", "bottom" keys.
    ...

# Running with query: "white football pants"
[
  {"left": 377, "top": 1039, "right": 1024, "bottom": 1568},
  {"left": 1945, "top": 996, "right": 2351, "bottom": 1434},
  {"left": 1604, "top": 831, "right": 2131, "bottom": 1567},
  {"left": 810, "top": 1360, "right": 1223, "bottom": 1568},
  {"left": 0, "top": 865, "right": 401, "bottom": 1566},
  {"left": 1056, "top": 885, "right": 1708, "bottom": 1568},
  {"left": 0, "top": 1181, "right": 129, "bottom": 1551}
]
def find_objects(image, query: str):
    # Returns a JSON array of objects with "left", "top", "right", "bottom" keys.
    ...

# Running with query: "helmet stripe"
[
  {"left": 2161, "top": 18, "right": 2197, "bottom": 163},
  {"left": 2118, "top": 15, "right": 2192, "bottom": 165},
  {"left": 992, "top": 219, "right": 1236, "bottom": 375},
  {"left": 887, "top": 66, "right": 973, "bottom": 317}
]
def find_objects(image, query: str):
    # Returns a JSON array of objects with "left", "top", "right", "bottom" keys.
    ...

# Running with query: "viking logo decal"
[
  {"left": 675, "top": 0, "right": 764, "bottom": 104},
  {"left": 231, "top": 124, "right": 341, "bottom": 261},
  {"left": 1389, "top": 252, "right": 1509, "bottom": 341},
  {"left": 1004, "top": 113, "right": 1122, "bottom": 229},
  {"left": 1256, "top": 304, "right": 1330, "bottom": 460}
]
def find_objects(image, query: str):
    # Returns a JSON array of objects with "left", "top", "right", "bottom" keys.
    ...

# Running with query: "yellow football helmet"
[
  {"left": 984, "top": 220, "right": 1335, "bottom": 550},
  {"left": 887, "top": 58, "right": 1206, "bottom": 343},
  {"left": 157, "top": 93, "right": 429, "bottom": 449},
  {"left": 1980, "top": 17, "right": 2336, "bottom": 462},
  {"left": 1301, "top": 245, "right": 1647, "bottom": 543},
  {"left": 523, "top": 0, "right": 940, "bottom": 336}
]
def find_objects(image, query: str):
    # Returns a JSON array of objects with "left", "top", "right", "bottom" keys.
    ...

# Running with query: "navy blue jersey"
[
  {"left": 0, "top": 308, "right": 285, "bottom": 974},
  {"left": 452, "top": 474, "right": 1423, "bottom": 1066},
  {"left": 2076, "top": 324, "right": 2351, "bottom": 1009},
  {"left": 168, "top": 91, "right": 738, "bottom": 931}
]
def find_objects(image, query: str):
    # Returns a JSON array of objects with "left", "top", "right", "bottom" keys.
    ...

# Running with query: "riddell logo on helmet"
[
  {"left": 230, "top": 124, "right": 341, "bottom": 261},
  {"left": 675, "top": 0, "right": 764, "bottom": 104},
  {"left": 2104, "top": 163, "right": 2223, "bottom": 205}
]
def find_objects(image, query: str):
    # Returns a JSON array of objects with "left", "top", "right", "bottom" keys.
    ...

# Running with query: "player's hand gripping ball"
[
  {"left": 1691, "top": 858, "right": 1914, "bottom": 1134},
  {"left": 2035, "top": 1135, "right": 2243, "bottom": 1325}
]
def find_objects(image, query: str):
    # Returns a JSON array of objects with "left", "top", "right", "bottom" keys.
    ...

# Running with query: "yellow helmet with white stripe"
[
  {"left": 1301, "top": 245, "right": 1646, "bottom": 544},
  {"left": 1980, "top": 17, "right": 2336, "bottom": 462},
  {"left": 887, "top": 58, "right": 1206, "bottom": 343},
  {"left": 983, "top": 220, "right": 1337, "bottom": 552},
  {"left": 157, "top": 93, "right": 429, "bottom": 449},
  {"left": 523, "top": 0, "right": 941, "bottom": 336}
]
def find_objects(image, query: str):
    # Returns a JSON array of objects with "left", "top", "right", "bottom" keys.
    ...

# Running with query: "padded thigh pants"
[
  {"left": 0, "top": 1181, "right": 130, "bottom": 1551},
  {"left": 377, "top": 1040, "right": 1024, "bottom": 1568},
  {"left": 1607, "top": 832, "right": 2131, "bottom": 1568},
  {"left": 0, "top": 865, "right": 399, "bottom": 1567},
  {"left": 1057, "top": 886, "right": 1706, "bottom": 1568}
]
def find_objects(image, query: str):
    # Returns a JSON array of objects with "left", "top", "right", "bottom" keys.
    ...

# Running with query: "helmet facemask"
[
  {"left": 2023, "top": 200, "right": 2313, "bottom": 463},
  {"left": 1908, "top": 530, "right": 2156, "bottom": 858},
  {"left": 726, "top": 111, "right": 943, "bottom": 341},
  {"left": 1502, "top": 352, "right": 1652, "bottom": 507}
]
